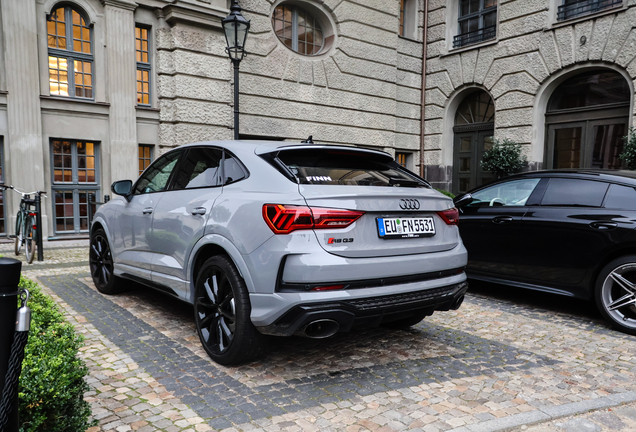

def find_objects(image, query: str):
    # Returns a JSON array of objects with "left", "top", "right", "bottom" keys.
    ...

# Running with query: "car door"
[
  {"left": 517, "top": 177, "right": 611, "bottom": 289},
  {"left": 110, "top": 150, "right": 182, "bottom": 280},
  {"left": 458, "top": 177, "right": 541, "bottom": 278},
  {"left": 151, "top": 147, "right": 223, "bottom": 298}
]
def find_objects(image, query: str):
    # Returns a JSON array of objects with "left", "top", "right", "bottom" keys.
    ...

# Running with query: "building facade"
[
  {"left": 0, "top": 0, "right": 426, "bottom": 240},
  {"left": 423, "top": 0, "right": 636, "bottom": 194}
]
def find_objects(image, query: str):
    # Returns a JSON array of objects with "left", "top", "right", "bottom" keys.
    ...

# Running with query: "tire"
[
  {"left": 14, "top": 211, "right": 23, "bottom": 256},
  {"left": 382, "top": 313, "right": 427, "bottom": 330},
  {"left": 194, "top": 255, "right": 264, "bottom": 365},
  {"left": 595, "top": 255, "right": 636, "bottom": 335},
  {"left": 25, "top": 219, "right": 35, "bottom": 264},
  {"left": 89, "top": 229, "right": 126, "bottom": 294}
]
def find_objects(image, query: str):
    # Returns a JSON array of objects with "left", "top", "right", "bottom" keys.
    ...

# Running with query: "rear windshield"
[{"left": 272, "top": 149, "right": 430, "bottom": 188}]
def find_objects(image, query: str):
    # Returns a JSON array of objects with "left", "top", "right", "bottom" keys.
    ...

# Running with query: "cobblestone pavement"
[{"left": 6, "top": 239, "right": 636, "bottom": 431}]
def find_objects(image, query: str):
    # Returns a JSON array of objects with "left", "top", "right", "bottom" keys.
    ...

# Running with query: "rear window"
[
  {"left": 273, "top": 149, "right": 430, "bottom": 188},
  {"left": 541, "top": 178, "right": 608, "bottom": 207}
]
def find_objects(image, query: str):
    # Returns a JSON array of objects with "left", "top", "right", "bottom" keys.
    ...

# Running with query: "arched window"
[
  {"left": 453, "top": 90, "right": 495, "bottom": 194},
  {"left": 47, "top": 5, "right": 93, "bottom": 99},
  {"left": 546, "top": 70, "right": 630, "bottom": 170},
  {"left": 272, "top": 4, "right": 323, "bottom": 55}
]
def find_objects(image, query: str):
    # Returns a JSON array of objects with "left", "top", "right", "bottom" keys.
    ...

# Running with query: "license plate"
[{"left": 376, "top": 217, "right": 435, "bottom": 239}]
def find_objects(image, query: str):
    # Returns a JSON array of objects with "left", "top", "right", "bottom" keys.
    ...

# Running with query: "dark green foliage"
[
  {"left": 480, "top": 138, "right": 528, "bottom": 179},
  {"left": 436, "top": 189, "right": 455, "bottom": 198},
  {"left": 17, "top": 277, "right": 95, "bottom": 432},
  {"left": 620, "top": 127, "right": 636, "bottom": 170}
]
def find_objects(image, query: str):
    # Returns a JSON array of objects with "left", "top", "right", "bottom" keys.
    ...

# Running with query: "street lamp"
[{"left": 222, "top": 0, "right": 250, "bottom": 140}]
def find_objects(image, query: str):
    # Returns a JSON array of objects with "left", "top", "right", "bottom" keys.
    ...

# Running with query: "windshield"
[{"left": 273, "top": 148, "right": 430, "bottom": 188}]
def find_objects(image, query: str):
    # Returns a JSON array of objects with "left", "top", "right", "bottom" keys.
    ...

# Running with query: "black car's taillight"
[{"left": 263, "top": 204, "right": 364, "bottom": 234}]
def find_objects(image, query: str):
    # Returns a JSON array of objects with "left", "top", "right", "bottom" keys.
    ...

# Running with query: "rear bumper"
[{"left": 254, "top": 280, "right": 468, "bottom": 336}]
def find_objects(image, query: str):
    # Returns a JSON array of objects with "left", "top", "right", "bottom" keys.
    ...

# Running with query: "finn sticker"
[{"left": 306, "top": 176, "right": 332, "bottom": 182}]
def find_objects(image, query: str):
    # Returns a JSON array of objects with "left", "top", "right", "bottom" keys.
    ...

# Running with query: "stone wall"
[
  {"left": 155, "top": 0, "right": 426, "bottom": 171},
  {"left": 423, "top": 0, "right": 636, "bottom": 191}
]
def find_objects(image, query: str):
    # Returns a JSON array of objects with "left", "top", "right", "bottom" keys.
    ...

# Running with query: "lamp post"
[{"left": 222, "top": 0, "right": 250, "bottom": 140}]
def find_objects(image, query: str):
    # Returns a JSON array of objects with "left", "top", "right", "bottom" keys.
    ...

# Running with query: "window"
[
  {"left": 273, "top": 149, "right": 430, "bottom": 188},
  {"left": 134, "top": 151, "right": 181, "bottom": 195},
  {"left": 541, "top": 178, "right": 608, "bottom": 207},
  {"left": 605, "top": 184, "right": 636, "bottom": 210},
  {"left": 51, "top": 140, "right": 99, "bottom": 234},
  {"left": 135, "top": 25, "right": 151, "bottom": 106},
  {"left": 557, "top": 0, "right": 622, "bottom": 21},
  {"left": 139, "top": 144, "right": 153, "bottom": 176},
  {"left": 47, "top": 5, "right": 93, "bottom": 98},
  {"left": 454, "top": 0, "right": 497, "bottom": 48},
  {"left": 399, "top": 0, "right": 417, "bottom": 39},
  {"left": 272, "top": 4, "right": 323, "bottom": 55},
  {"left": 467, "top": 178, "right": 541, "bottom": 207},
  {"left": 172, "top": 148, "right": 223, "bottom": 189}
]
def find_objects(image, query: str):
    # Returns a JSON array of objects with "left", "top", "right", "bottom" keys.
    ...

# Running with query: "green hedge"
[{"left": 17, "top": 277, "right": 95, "bottom": 432}]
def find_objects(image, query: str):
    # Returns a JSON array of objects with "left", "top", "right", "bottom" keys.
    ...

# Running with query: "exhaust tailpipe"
[
  {"left": 451, "top": 295, "right": 464, "bottom": 310},
  {"left": 300, "top": 319, "right": 339, "bottom": 339}
]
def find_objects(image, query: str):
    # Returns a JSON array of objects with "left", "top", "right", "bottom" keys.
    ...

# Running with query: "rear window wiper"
[{"left": 388, "top": 177, "right": 423, "bottom": 187}]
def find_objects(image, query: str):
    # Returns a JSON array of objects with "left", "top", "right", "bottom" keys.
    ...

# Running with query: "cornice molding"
[
  {"left": 100, "top": 0, "right": 138, "bottom": 12},
  {"left": 162, "top": 1, "right": 227, "bottom": 29}
]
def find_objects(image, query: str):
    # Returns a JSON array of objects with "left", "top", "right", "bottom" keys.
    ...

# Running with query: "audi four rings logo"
[{"left": 399, "top": 199, "right": 420, "bottom": 210}]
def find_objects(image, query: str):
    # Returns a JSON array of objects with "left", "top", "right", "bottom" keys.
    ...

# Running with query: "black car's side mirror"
[
  {"left": 111, "top": 180, "right": 133, "bottom": 201},
  {"left": 453, "top": 193, "right": 473, "bottom": 208}
]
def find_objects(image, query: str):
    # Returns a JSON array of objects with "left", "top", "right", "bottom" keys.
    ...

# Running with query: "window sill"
[
  {"left": 398, "top": 35, "right": 422, "bottom": 44},
  {"left": 136, "top": 105, "right": 159, "bottom": 112},
  {"left": 547, "top": 4, "right": 626, "bottom": 30},
  {"left": 40, "top": 95, "right": 108, "bottom": 106},
  {"left": 441, "top": 38, "right": 498, "bottom": 57}
]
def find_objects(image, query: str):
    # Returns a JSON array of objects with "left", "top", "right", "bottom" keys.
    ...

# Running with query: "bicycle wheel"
[
  {"left": 14, "top": 211, "right": 23, "bottom": 255},
  {"left": 25, "top": 218, "right": 35, "bottom": 264}
]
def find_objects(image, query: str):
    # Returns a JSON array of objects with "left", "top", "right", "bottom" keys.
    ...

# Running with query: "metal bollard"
[{"left": 0, "top": 257, "right": 22, "bottom": 431}]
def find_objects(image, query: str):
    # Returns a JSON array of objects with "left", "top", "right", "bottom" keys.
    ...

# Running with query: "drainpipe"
[{"left": 419, "top": 0, "right": 429, "bottom": 178}]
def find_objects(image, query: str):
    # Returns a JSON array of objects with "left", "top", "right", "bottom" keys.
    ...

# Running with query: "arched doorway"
[
  {"left": 453, "top": 90, "right": 495, "bottom": 194},
  {"left": 546, "top": 70, "right": 630, "bottom": 169}
]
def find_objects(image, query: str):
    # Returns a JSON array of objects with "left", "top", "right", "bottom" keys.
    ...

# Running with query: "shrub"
[
  {"left": 436, "top": 189, "right": 455, "bottom": 199},
  {"left": 480, "top": 138, "right": 528, "bottom": 179},
  {"left": 17, "top": 276, "right": 95, "bottom": 432},
  {"left": 620, "top": 127, "right": 636, "bottom": 170}
]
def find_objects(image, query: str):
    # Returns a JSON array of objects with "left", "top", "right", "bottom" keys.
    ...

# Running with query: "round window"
[{"left": 272, "top": 4, "right": 324, "bottom": 56}]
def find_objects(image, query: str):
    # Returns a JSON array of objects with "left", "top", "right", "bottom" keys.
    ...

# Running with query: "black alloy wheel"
[
  {"left": 90, "top": 229, "right": 124, "bottom": 294},
  {"left": 194, "top": 255, "right": 264, "bottom": 365},
  {"left": 596, "top": 255, "right": 636, "bottom": 335}
]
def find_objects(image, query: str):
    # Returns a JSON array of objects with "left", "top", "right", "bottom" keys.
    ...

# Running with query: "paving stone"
[{"left": 14, "top": 240, "right": 636, "bottom": 432}]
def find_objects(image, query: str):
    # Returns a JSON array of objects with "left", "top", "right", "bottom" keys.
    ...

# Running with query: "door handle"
[
  {"left": 191, "top": 207, "right": 207, "bottom": 216},
  {"left": 142, "top": 207, "right": 153, "bottom": 215},
  {"left": 492, "top": 216, "right": 513, "bottom": 225},
  {"left": 590, "top": 221, "right": 617, "bottom": 230}
]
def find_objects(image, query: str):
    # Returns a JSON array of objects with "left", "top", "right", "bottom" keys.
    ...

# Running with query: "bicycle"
[{"left": 10, "top": 187, "right": 46, "bottom": 264}]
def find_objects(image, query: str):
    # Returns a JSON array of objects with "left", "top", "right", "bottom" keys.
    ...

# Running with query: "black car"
[{"left": 453, "top": 170, "right": 636, "bottom": 334}]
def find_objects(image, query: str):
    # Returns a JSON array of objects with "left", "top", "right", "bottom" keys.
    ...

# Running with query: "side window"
[
  {"left": 171, "top": 148, "right": 223, "bottom": 190},
  {"left": 468, "top": 178, "right": 541, "bottom": 207},
  {"left": 604, "top": 184, "right": 636, "bottom": 210},
  {"left": 541, "top": 178, "right": 608, "bottom": 207},
  {"left": 223, "top": 152, "right": 247, "bottom": 185},
  {"left": 134, "top": 151, "right": 180, "bottom": 195}
]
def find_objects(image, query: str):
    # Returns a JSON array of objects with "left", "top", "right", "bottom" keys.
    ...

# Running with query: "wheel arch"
[
  {"left": 591, "top": 245, "right": 636, "bottom": 294},
  {"left": 188, "top": 235, "right": 255, "bottom": 304}
]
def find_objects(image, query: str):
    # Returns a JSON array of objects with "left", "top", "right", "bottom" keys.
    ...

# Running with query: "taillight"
[
  {"left": 437, "top": 207, "right": 459, "bottom": 225},
  {"left": 263, "top": 204, "right": 364, "bottom": 234}
]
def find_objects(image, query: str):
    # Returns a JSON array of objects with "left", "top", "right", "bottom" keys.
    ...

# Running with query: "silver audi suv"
[{"left": 90, "top": 141, "right": 468, "bottom": 365}]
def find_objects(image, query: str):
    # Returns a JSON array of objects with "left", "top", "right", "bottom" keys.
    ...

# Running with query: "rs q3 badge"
[{"left": 327, "top": 237, "right": 354, "bottom": 244}]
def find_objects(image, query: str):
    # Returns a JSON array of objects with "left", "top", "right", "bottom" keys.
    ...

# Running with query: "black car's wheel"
[
  {"left": 194, "top": 255, "right": 264, "bottom": 365},
  {"left": 596, "top": 255, "right": 636, "bottom": 335},
  {"left": 90, "top": 229, "right": 125, "bottom": 294}
]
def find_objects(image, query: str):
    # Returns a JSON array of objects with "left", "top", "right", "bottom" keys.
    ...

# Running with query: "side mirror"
[
  {"left": 111, "top": 180, "right": 133, "bottom": 201},
  {"left": 453, "top": 193, "right": 473, "bottom": 208}
]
